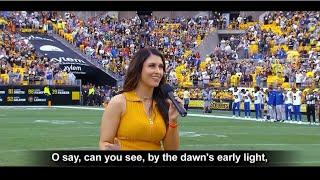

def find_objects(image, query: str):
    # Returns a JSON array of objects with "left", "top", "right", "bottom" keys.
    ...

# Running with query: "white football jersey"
[
  {"left": 260, "top": 90, "right": 265, "bottom": 104},
  {"left": 292, "top": 91, "right": 302, "bottom": 105},
  {"left": 233, "top": 90, "right": 241, "bottom": 103},
  {"left": 243, "top": 92, "right": 251, "bottom": 103},
  {"left": 284, "top": 91, "right": 293, "bottom": 104},
  {"left": 254, "top": 91, "right": 263, "bottom": 104}
]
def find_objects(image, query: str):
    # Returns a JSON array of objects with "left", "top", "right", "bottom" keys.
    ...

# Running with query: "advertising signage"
[{"left": 0, "top": 85, "right": 80, "bottom": 106}]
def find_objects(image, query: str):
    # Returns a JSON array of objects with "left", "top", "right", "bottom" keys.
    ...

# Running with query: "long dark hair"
[{"left": 121, "top": 48, "right": 169, "bottom": 124}]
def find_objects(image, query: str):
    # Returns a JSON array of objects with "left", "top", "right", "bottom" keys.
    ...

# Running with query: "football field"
[{"left": 1, "top": 106, "right": 320, "bottom": 166}]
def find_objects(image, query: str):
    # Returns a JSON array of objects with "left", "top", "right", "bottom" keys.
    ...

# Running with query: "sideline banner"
[
  {"left": 0, "top": 85, "right": 80, "bottom": 106},
  {"left": 189, "top": 100, "right": 230, "bottom": 110},
  {"left": 188, "top": 100, "right": 308, "bottom": 112}
]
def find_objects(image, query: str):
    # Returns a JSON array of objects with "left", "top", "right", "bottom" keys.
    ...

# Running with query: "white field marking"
[
  {"left": 0, "top": 127, "right": 96, "bottom": 131},
  {"left": 55, "top": 106, "right": 104, "bottom": 110},
  {"left": 34, "top": 120, "right": 76, "bottom": 124},
  {"left": 0, "top": 106, "right": 54, "bottom": 110},
  {"left": 33, "top": 120, "right": 95, "bottom": 125},
  {"left": 203, "top": 134, "right": 228, "bottom": 138},
  {"left": 180, "top": 131, "right": 228, "bottom": 138},
  {"left": 83, "top": 121, "right": 95, "bottom": 124},
  {"left": 180, "top": 131, "right": 201, "bottom": 137},
  {"left": 20, "top": 107, "right": 52, "bottom": 110},
  {"left": 0, "top": 106, "right": 50, "bottom": 108},
  {"left": 0, "top": 146, "right": 97, "bottom": 153},
  {"left": 0, "top": 134, "right": 98, "bottom": 140}
]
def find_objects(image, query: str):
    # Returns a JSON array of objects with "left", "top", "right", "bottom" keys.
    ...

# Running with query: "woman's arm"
[
  {"left": 163, "top": 120, "right": 180, "bottom": 150},
  {"left": 99, "top": 94, "right": 125, "bottom": 150},
  {"left": 163, "top": 98, "right": 182, "bottom": 150}
]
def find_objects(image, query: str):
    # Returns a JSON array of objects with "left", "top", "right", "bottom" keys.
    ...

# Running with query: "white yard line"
[
  {"left": 0, "top": 146, "right": 97, "bottom": 153},
  {"left": 0, "top": 134, "right": 99, "bottom": 140},
  {"left": 55, "top": 106, "right": 104, "bottom": 110}
]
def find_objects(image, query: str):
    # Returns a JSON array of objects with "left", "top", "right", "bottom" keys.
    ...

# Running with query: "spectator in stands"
[
  {"left": 13, "top": 69, "right": 22, "bottom": 85},
  {"left": 7, "top": 69, "right": 14, "bottom": 84},
  {"left": 45, "top": 67, "right": 53, "bottom": 85}
]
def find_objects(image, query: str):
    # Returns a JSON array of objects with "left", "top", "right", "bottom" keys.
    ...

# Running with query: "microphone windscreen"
[{"left": 160, "top": 84, "right": 173, "bottom": 95}]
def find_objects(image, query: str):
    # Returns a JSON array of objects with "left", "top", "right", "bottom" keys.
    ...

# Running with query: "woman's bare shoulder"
[
  {"left": 107, "top": 93, "right": 126, "bottom": 117},
  {"left": 108, "top": 93, "right": 126, "bottom": 106}
]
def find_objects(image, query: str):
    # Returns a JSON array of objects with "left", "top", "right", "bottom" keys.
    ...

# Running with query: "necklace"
[
  {"left": 148, "top": 111, "right": 155, "bottom": 125},
  {"left": 145, "top": 101, "right": 154, "bottom": 125},
  {"left": 135, "top": 92, "right": 152, "bottom": 101},
  {"left": 135, "top": 92, "right": 154, "bottom": 125}
]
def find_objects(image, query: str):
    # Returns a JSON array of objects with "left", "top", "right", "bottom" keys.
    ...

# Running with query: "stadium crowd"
[
  {"left": 0, "top": 12, "right": 77, "bottom": 86},
  {"left": 53, "top": 12, "right": 222, "bottom": 79},
  {"left": 2, "top": 11, "right": 320, "bottom": 123}
]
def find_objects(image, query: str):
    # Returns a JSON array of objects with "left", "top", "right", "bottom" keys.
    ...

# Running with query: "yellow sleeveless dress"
[{"left": 116, "top": 91, "right": 167, "bottom": 150}]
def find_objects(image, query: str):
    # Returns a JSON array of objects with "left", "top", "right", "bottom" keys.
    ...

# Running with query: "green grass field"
[{"left": 1, "top": 106, "right": 320, "bottom": 166}]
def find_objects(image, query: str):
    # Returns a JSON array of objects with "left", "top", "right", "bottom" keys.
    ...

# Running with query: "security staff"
[
  {"left": 306, "top": 88, "right": 317, "bottom": 124},
  {"left": 44, "top": 85, "right": 52, "bottom": 106},
  {"left": 88, "top": 85, "right": 95, "bottom": 106}
]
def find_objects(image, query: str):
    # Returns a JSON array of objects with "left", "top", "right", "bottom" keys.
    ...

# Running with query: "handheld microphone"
[{"left": 161, "top": 84, "right": 187, "bottom": 117}]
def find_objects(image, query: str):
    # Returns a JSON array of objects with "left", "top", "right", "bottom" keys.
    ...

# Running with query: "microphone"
[{"left": 161, "top": 84, "right": 187, "bottom": 117}]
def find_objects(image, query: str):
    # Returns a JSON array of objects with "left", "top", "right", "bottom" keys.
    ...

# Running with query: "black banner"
[
  {"left": 21, "top": 33, "right": 117, "bottom": 86},
  {"left": 0, "top": 85, "right": 80, "bottom": 106},
  {"left": 32, "top": 151, "right": 295, "bottom": 167},
  {"left": 24, "top": 34, "right": 93, "bottom": 75}
]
